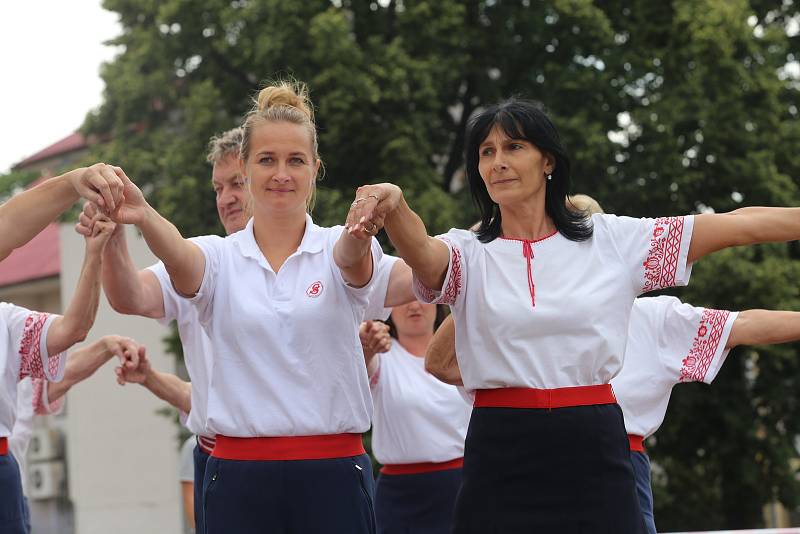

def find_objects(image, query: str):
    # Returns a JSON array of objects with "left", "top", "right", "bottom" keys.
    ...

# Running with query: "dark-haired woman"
[
  {"left": 345, "top": 98, "right": 800, "bottom": 531},
  {"left": 365, "top": 301, "right": 470, "bottom": 533}
]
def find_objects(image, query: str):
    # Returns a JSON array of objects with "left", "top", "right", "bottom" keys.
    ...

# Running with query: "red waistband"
[
  {"left": 473, "top": 384, "right": 616, "bottom": 409},
  {"left": 628, "top": 434, "right": 645, "bottom": 452},
  {"left": 0, "top": 437, "right": 7, "bottom": 456},
  {"left": 197, "top": 435, "right": 217, "bottom": 455},
  {"left": 212, "top": 434, "right": 365, "bottom": 461},
  {"left": 380, "top": 457, "right": 464, "bottom": 475}
]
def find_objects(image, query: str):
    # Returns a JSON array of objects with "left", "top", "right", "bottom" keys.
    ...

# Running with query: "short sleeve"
[
  {"left": 327, "top": 227, "right": 385, "bottom": 298},
  {"left": 412, "top": 229, "right": 469, "bottom": 307},
  {"left": 650, "top": 296, "right": 738, "bottom": 385},
  {"left": 19, "top": 312, "right": 66, "bottom": 383},
  {"left": 178, "top": 436, "right": 195, "bottom": 482},
  {"left": 146, "top": 262, "right": 176, "bottom": 325},
  {"left": 186, "top": 236, "right": 226, "bottom": 324},
  {"left": 363, "top": 255, "right": 399, "bottom": 321},
  {"left": 147, "top": 236, "right": 221, "bottom": 325},
  {"left": 32, "top": 378, "right": 64, "bottom": 415},
  {"left": 368, "top": 354, "right": 382, "bottom": 390},
  {"left": 594, "top": 214, "right": 695, "bottom": 294}
]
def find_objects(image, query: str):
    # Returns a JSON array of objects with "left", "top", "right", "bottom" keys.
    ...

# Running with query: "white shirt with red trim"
[
  {"left": 414, "top": 214, "right": 694, "bottom": 391},
  {"left": 369, "top": 341, "right": 471, "bottom": 465},
  {"left": 1, "top": 302, "right": 65, "bottom": 438},
  {"left": 190, "top": 215, "right": 383, "bottom": 437},
  {"left": 10, "top": 377, "right": 64, "bottom": 493},
  {"left": 148, "top": 240, "right": 398, "bottom": 439},
  {"left": 612, "top": 296, "right": 738, "bottom": 439}
]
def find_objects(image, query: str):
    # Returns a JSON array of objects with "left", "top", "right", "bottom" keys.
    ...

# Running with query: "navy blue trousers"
[
  {"left": 202, "top": 453, "right": 376, "bottom": 534},
  {"left": 375, "top": 468, "right": 461, "bottom": 534},
  {"left": 0, "top": 453, "right": 27, "bottom": 534},
  {"left": 630, "top": 451, "right": 657, "bottom": 534},
  {"left": 193, "top": 444, "right": 210, "bottom": 534},
  {"left": 452, "top": 405, "right": 647, "bottom": 533}
]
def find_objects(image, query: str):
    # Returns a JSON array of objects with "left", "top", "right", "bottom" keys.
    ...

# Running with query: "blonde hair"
[
  {"left": 567, "top": 194, "right": 604, "bottom": 216},
  {"left": 240, "top": 79, "right": 320, "bottom": 211}
]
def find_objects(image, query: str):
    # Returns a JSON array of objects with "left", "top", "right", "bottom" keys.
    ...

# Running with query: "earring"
[{"left": 546, "top": 174, "right": 552, "bottom": 181}]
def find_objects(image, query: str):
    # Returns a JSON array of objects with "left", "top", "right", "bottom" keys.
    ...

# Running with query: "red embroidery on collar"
[{"left": 679, "top": 309, "right": 730, "bottom": 382}]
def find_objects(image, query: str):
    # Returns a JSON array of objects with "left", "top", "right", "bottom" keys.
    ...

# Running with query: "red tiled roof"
[
  {"left": 0, "top": 224, "right": 60, "bottom": 287},
  {"left": 14, "top": 132, "right": 87, "bottom": 170}
]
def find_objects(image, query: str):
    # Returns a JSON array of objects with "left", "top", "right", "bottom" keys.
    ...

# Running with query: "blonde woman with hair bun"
[{"left": 106, "top": 80, "right": 386, "bottom": 533}]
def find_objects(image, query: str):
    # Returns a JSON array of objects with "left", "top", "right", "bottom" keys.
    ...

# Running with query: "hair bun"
[{"left": 255, "top": 81, "right": 313, "bottom": 120}]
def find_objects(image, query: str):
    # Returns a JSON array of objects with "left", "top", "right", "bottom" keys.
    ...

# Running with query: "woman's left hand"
[{"left": 345, "top": 183, "right": 402, "bottom": 240}]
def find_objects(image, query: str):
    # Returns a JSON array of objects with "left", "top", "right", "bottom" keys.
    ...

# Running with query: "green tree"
[{"left": 85, "top": 0, "right": 800, "bottom": 528}]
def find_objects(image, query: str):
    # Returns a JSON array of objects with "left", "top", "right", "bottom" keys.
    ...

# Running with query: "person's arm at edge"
[
  {"left": 0, "top": 164, "right": 122, "bottom": 261},
  {"left": 689, "top": 207, "right": 800, "bottom": 263},
  {"left": 726, "top": 309, "right": 800, "bottom": 348}
]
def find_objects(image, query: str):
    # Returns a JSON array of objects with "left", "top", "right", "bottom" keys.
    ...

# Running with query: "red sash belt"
[
  {"left": 197, "top": 435, "right": 216, "bottom": 455},
  {"left": 0, "top": 437, "right": 7, "bottom": 456},
  {"left": 628, "top": 434, "right": 645, "bottom": 452},
  {"left": 212, "top": 433, "right": 365, "bottom": 461},
  {"left": 474, "top": 384, "right": 616, "bottom": 409},
  {"left": 380, "top": 457, "right": 464, "bottom": 475}
]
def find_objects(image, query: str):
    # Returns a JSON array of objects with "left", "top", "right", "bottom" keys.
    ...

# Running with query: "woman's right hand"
[
  {"left": 109, "top": 166, "right": 151, "bottom": 226},
  {"left": 345, "top": 183, "right": 402, "bottom": 240}
]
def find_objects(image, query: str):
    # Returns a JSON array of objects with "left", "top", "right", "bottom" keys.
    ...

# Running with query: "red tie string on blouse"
[{"left": 522, "top": 240, "right": 535, "bottom": 308}]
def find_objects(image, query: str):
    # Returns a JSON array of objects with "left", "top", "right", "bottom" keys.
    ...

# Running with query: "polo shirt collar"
[{"left": 233, "top": 214, "right": 325, "bottom": 264}]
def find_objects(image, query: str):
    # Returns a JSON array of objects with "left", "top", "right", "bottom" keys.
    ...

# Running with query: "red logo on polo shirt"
[{"left": 306, "top": 281, "right": 323, "bottom": 298}]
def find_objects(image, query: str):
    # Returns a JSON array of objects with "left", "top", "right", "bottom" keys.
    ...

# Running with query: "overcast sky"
[{"left": 0, "top": 1, "right": 120, "bottom": 173}]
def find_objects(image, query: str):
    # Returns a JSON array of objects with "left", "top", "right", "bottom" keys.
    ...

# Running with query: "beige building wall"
[{"left": 60, "top": 224, "right": 181, "bottom": 534}]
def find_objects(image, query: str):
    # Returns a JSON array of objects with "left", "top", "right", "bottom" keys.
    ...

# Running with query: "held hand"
[
  {"left": 69, "top": 163, "right": 125, "bottom": 212},
  {"left": 109, "top": 166, "right": 150, "bottom": 226},
  {"left": 345, "top": 184, "right": 402, "bottom": 240},
  {"left": 114, "top": 345, "right": 151, "bottom": 386},
  {"left": 359, "top": 320, "right": 392, "bottom": 359},
  {"left": 83, "top": 214, "right": 117, "bottom": 255}
]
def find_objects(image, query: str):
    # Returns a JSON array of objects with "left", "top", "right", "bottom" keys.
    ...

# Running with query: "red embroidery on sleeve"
[
  {"left": 19, "top": 313, "right": 48, "bottom": 381},
  {"left": 413, "top": 237, "right": 463, "bottom": 306},
  {"left": 32, "top": 378, "right": 63, "bottom": 415},
  {"left": 679, "top": 309, "right": 730, "bottom": 382},
  {"left": 369, "top": 361, "right": 381, "bottom": 388},
  {"left": 642, "top": 217, "right": 685, "bottom": 292}
]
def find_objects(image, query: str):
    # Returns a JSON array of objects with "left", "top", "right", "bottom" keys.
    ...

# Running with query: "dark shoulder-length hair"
[{"left": 465, "top": 97, "right": 593, "bottom": 243}]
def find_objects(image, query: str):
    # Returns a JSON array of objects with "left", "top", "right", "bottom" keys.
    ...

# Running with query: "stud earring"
[{"left": 546, "top": 174, "right": 552, "bottom": 181}]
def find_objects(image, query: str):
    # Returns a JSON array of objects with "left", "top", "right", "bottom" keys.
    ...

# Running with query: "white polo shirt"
[
  {"left": 149, "top": 241, "right": 398, "bottom": 438},
  {"left": 190, "top": 215, "right": 382, "bottom": 437},
  {"left": 415, "top": 214, "right": 694, "bottom": 391},
  {"left": 612, "top": 296, "right": 738, "bottom": 439},
  {"left": 147, "top": 236, "right": 225, "bottom": 439},
  {"left": 10, "top": 378, "right": 63, "bottom": 493},
  {"left": 370, "top": 341, "right": 470, "bottom": 465},
  {"left": 1, "top": 303, "right": 65, "bottom": 438}
]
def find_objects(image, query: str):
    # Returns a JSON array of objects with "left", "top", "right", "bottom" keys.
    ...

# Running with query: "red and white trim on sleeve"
[
  {"left": 369, "top": 358, "right": 381, "bottom": 389},
  {"left": 642, "top": 217, "right": 686, "bottom": 293},
  {"left": 18, "top": 312, "right": 59, "bottom": 381},
  {"left": 32, "top": 378, "right": 64, "bottom": 415},
  {"left": 679, "top": 309, "right": 731, "bottom": 383},
  {"left": 413, "top": 237, "right": 463, "bottom": 306}
]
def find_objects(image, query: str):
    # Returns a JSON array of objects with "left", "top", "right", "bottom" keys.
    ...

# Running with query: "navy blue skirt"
[
  {"left": 375, "top": 467, "right": 462, "bottom": 533},
  {"left": 0, "top": 453, "right": 27, "bottom": 534},
  {"left": 452, "top": 404, "right": 647, "bottom": 533},
  {"left": 203, "top": 453, "right": 376, "bottom": 534}
]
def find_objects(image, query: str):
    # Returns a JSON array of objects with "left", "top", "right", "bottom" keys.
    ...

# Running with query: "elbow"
[
  {"left": 70, "top": 328, "right": 90, "bottom": 345},
  {"left": 424, "top": 357, "right": 444, "bottom": 379}
]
